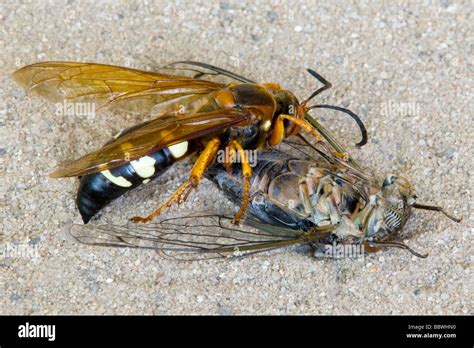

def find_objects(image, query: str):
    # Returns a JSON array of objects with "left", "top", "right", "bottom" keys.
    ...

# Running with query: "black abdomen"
[{"left": 76, "top": 148, "right": 178, "bottom": 223}]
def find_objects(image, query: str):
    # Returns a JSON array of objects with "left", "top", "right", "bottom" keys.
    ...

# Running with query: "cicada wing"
[
  {"left": 49, "top": 108, "right": 249, "bottom": 177},
  {"left": 70, "top": 213, "right": 332, "bottom": 261},
  {"left": 12, "top": 61, "right": 226, "bottom": 116},
  {"left": 284, "top": 129, "right": 373, "bottom": 192}
]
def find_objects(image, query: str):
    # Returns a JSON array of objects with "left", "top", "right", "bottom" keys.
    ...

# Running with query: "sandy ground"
[{"left": 1, "top": 0, "right": 472, "bottom": 315}]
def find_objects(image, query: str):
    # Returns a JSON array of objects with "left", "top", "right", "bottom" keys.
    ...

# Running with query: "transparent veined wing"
[{"left": 70, "top": 212, "right": 334, "bottom": 261}]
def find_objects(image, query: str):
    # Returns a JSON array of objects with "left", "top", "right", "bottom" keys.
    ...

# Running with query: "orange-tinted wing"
[
  {"left": 12, "top": 61, "right": 226, "bottom": 116},
  {"left": 160, "top": 61, "right": 256, "bottom": 84},
  {"left": 49, "top": 108, "right": 249, "bottom": 178}
]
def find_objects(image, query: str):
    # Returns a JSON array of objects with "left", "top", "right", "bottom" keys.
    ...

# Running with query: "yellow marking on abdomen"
[
  {"left": 101, "top": 170, "right": 132, "bottom": 187},
  {"left": 130, "top": 156, "right": 157, "bottom": 178},
  {"left": 168, "top": 141, "right": 189, "bottom": 159}
]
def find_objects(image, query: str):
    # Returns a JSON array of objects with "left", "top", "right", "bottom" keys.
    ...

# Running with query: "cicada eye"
[
  {"left": 382, "top": 174, "right": 398, "bottom": 189},
  {"left": 397, "top": 200, "right": 405, "bottom": 210},
  {"left": 394, "top": 176, "right": 416, "bottom": 200}
]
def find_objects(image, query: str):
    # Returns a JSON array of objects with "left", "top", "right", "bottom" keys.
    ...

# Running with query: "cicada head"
[
  {"left": 364, "top": 174, "right": 417, "bottom": 240},
  {"left": 382, "top": 174, "right": 417, "bottom": 205},
  {"left": 359, "top": 170, "right": 462, "bottom": 258}
]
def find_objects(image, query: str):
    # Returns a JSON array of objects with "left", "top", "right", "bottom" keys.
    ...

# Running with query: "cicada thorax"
[
  {"left": 207, "top": 151, "right": 364, "bottom": 233},
  {"left": 207, "top": 151, "right": 311, "bottom": 229}
]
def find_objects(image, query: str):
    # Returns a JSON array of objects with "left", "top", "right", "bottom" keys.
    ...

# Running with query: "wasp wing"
[
  {"left": 12, "top": 61, "right": 226, "bottom": 116},
  {"left": 50, "top": 108, "right": 249, "bottom": 177},
  {"left": 70, "top": 213, "right": 333, "bottom": 261},
  {"left": 161, "top": 61, "right": 256, "bottom": 84}
]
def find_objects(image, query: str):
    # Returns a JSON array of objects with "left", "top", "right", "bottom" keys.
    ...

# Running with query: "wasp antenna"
[
  {"left": 302, "top": 68, "right": 332, "bottom": 105},
  {"left": 369, "top": 241, "right": 428, "bottom": 258},
  {"left": 412, "top": 203, "right": 462, "bottom": 223},
  {"left": 170, "top": 61, "right": 256, "bottom": 83},
  {"left": 306, "top": 68, "right": 332, "bottom": 89},
  {"left": 310, "top": 104, "right": 368, "bottom": 147}
]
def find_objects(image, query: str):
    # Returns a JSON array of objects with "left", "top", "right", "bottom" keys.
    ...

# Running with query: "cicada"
[
  {"left": 72, "top": 139, "right": 461, "bottom": 260},
  {"left": 12, "top": 61, "right": 366, "bottom": 224}
]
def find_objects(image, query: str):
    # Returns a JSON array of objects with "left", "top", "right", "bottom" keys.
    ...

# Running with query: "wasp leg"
[
  {"left": 222, "top": 142, "right": 236, "bottom": 174},
  {"left": 229, "top": 139, "right": 251, "bottom": 225},
  {"left": 130, "top": 137, "right": 221, "bottom": 224},
  {"left": 275, "top": 113, "right": 354, "bottom": 163},
  {"left": 269, "top": 113, "right": 322, "bottom": 146}
]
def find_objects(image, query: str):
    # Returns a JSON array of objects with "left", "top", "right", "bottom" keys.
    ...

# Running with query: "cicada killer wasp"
[{"left": 12, "top": 60, "right": 367, "bottom": 224}]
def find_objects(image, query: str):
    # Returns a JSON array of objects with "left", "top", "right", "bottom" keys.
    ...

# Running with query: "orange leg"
[
  {"left": 222, "top": 142, "right": 236, "bottom": 174},
  {"left": 229, "top": 139, "right": 252, "bottom": 225},
  {"left": 269, "top": 113, "right": 349, "bottom": 161},
  {"left": 268, "top": 112, "right": 286, "bottom": 146},
  {"left": 130, "top": 137, "right": 221, "bottom": 224},
  {"left": 280, "top": 114, "right": 323, "bottom": 142},
  {"left": 269, "top": 113, "right": 323, "bottom": 146}
]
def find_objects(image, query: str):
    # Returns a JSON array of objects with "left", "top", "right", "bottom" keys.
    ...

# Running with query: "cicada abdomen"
[{"left": 207, "top": 150, "right": 362, "bottom": 236}]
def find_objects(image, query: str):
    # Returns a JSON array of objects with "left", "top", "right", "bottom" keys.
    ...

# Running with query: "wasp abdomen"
[{"left": 77, "top": 141, "right": 190, "bottom": 223}]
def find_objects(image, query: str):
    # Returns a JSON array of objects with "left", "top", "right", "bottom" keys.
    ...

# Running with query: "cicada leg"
[
  {"left": 298, "top": 179, "right": 315, "bottom": 217},
  {"left": 229, "top": 139, "right": 252, "bottom": 225},
  {"left": 129, "top": 137, "right": 221, "bottom": 224},
  {"left": 363, "top": 241, "right": 382, "bottom": 254}
]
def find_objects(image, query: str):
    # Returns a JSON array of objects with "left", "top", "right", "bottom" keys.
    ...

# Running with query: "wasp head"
[{"left": 270, "top": 89, "right": 301, "bottom": 137}]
